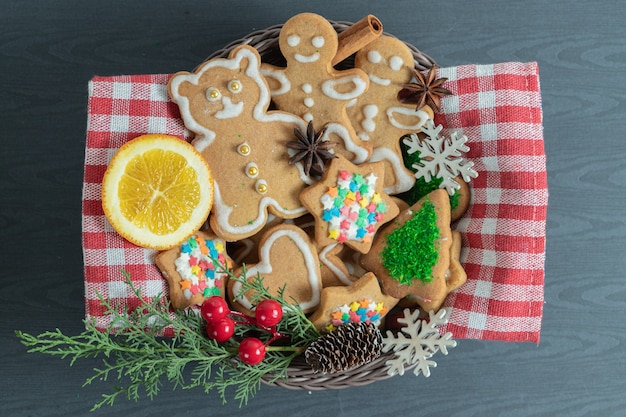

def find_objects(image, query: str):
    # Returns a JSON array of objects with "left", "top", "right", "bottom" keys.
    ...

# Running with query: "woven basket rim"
[
  {"left": 205, "top": 20, "right": 436, "bottom": 71},
  {"left": 206, "top": 20, "right": 435, "bottom": 390}
]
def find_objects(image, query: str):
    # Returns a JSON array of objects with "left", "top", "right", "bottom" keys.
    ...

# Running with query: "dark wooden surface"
[{"left": 2, "top": 0, "right": 625, "bottom": 416}]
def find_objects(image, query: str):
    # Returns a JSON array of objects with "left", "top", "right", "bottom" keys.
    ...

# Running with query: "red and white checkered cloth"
[{"left": 82, "top": 62, "right": 547, "bottom": 343}]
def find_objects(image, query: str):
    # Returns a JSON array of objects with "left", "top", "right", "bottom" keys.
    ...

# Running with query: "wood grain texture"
[{"left": 2, "top": 0, "right": 625, "bottom": 416}]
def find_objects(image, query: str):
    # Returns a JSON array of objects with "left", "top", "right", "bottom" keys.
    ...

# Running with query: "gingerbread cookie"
[
  {"left": 398, "top": 229, "right": 467, "bottom": 310},
  {"left": 308, "top": 272, "right": 399, "bottom": 332},
  {"left": 359, "top": 189, "right": 454, "bottom": 312},
  {"left": 318, "top": 242, "right": 360, "bottom": 287},
  {"left": 348, "top": 35, "right": 434, "bottom": 195},
  {"left": 446, "top": 230, "right": 467, "bottom": 294},
  {"left": 228, "top": 224, "right": 322, "bottom": 316},
  {"left": 155, "top": 230, "right": 232, "bottom": 310},
  {"left": 295, "top": 214, "right": 360, "bottom": 288},
  {"left": 450, "top": 176, "right": 471, "bottom": 221},
  {"left": 299, "top": 154, "right": 400, "bottom": 254},
  {"left": 260, "top": 12, "right": 372, "bottom": 164},
  {"left": 168, "top": 45, "right": 311, "bottom": 242}
]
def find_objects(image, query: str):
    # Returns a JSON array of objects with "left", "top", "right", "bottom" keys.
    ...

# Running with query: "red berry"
[
  {"left": 238, "top": 337, "right": 266, "bottom": 365},
  {"left": 255, "top": 299, "right": 282, "bottom": 327},
  {"left": 206, "top": 317, "right": 235, "bottom": 343},
  {"left": 201, "top": 296, "right": 229, "bottom": 323}
]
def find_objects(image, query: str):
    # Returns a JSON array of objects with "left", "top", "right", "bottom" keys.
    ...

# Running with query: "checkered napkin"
[{"left": 82, "top": 62, "right": 547, "bottom": 343}]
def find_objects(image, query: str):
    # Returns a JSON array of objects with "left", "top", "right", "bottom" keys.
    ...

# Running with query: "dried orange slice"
[{"left": 102, "top": 134, "right": 213, "bottom": 250}]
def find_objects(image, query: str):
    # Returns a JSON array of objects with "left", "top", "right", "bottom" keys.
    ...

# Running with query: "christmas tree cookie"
[{"left": 359, "top": 189, "right": 455, "bottom": 312}]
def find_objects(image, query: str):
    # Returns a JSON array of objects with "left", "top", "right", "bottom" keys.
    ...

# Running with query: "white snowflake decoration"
[
  {"left": 402, "top": 119, "right": 478, "bottom": 195},
  {"left": 382, "top": 308, "right": 456, "bottom": 377}
]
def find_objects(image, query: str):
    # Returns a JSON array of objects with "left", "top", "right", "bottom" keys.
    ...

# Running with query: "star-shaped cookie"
[
  {"left": 299, "top": 155, "right": 399, "bottom": 254},
  {"left": 155, "top": 230, "right": 232, "bottom": 310},
  {"left": 308, "top": 272, "right": 399, "bottom": 331}
]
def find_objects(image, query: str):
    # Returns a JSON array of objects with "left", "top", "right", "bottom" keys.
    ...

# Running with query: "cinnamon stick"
[{"left": 333, "top": 15, "right": 383, "bottom": 66}]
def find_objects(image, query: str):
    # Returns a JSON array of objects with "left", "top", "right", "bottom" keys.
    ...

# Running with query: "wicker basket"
[{"left": 208, "top": 20, "right": 436, "bottom": 390}]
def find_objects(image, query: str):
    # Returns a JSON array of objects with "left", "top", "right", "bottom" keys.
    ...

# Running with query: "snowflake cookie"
[
  {"left": 402, "top": 119, "right": 478, "bottom": 195},
  {"left": 382, "top": 308, "right": 456, "bottom": 377}
]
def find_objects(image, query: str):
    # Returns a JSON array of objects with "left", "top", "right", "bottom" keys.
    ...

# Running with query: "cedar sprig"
[
  {"left": 230, "top": 263, "right": 321, "bottom": 348},
  {"left": 16, "top": 267, "right": 320, "bottom": 410}
]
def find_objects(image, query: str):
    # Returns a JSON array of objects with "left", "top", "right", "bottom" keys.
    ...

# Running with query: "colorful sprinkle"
[
  {"left": 174, "top": 234, "right": 229, "bottom": 300},
  {"left": 320, "top": 171, "right": 386, "bottom": 243},
  {"left": 325, "top": 299, "right": 387, "bottom": 331}
]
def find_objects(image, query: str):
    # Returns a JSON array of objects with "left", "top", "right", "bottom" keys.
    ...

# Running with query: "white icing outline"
[
  {"left": 232, "top": 227, "right": 321, "bottom": 311},
  {"left": 170, "top": 47, "right": 313, "bottom": 238},
  {"left": 368, "top": 73, "right": 391, "bottom": 86},
  {"left": 295, "top": 53, "right": 320, "bottom": 63},
  {"left": 369, "top": 147, "right": 416, "bottom": 195},
  {"left": 319, "top": 243, "right": 354, "bottom": 286},
  {"left": 386, "top": 107, "right": 431, "bottom": 130},
  {"left": 321, "top": 75, "right": 368, "bottom": 101},
  {"left": 211, "top": 182, "right": 307, "bottom": 236},
  {"left": 260, "top": 66, "right": 291, "bottom": 96},
  {"left": 170, "top": 47, "right": 305, "bottom": 152},
  {"left": 322, "top": 122, "right": 370, "bottom": 164},
  {"left": 215, "top": 96, "right": 243, "bottom": 119}
]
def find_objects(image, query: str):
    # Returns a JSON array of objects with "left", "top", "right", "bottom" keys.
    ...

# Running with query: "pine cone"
[{"left": 304, "top": 322, "right": 383, "bottom": 374}]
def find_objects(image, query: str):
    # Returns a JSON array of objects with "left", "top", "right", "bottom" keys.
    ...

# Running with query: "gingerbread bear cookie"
[
  {"left": 168, "top": 45, "right": 311, "bottom": 242},
  {"left": 155, "top": 230, "right": 233, "bottom": 310},
  {"left": 299, "top": 154, "right": 400, "bottom": 255},
  {"left": 348, "top": 35, "right": 434, "bottom": 195},
  {"left": 228, "top": 224, "right": 323, "bottom": 316},
  {"left": 261, "top": 12, "right": 372, "bottom": 164},
  {"left": 359, "top": 189, "right": 454, "bottom": 312},
  {"left": 308, "top": 272, "right": 399, "bottom": 332}
]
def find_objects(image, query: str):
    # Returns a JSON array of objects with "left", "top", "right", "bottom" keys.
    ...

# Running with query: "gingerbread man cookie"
[
  {"left": 261, "top": 12, "right": 372, "bottom": 164},
  {"left": 168, "top": 45, "right": 311, "bottom": 242},
  {"left": 348, "top": 35, "right": 434, "bottom": 195}
]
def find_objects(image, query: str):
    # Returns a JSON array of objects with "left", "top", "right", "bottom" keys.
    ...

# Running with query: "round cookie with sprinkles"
[
  {"left": 299, "top": 154, "right": 400, "bottom": 254},
  {"left": 155, "top": 230, "right": 233, "bottom": 310}
]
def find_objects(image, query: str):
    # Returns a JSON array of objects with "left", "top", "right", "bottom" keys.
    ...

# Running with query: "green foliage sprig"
[{"left": 16, "top": 267, "right": 321, "bottom": 410}]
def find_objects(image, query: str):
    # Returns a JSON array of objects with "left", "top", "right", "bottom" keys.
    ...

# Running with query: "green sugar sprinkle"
[{"left": 381, "top": 200, "right": 440, "bottom": 285}]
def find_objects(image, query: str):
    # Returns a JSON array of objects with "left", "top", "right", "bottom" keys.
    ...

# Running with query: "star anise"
[
  {"left": 287, "top": 121, "right": 336, "bottom": 177},
  {"left": 397, "top": 65, "right": 452, "bottom": 112}
]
